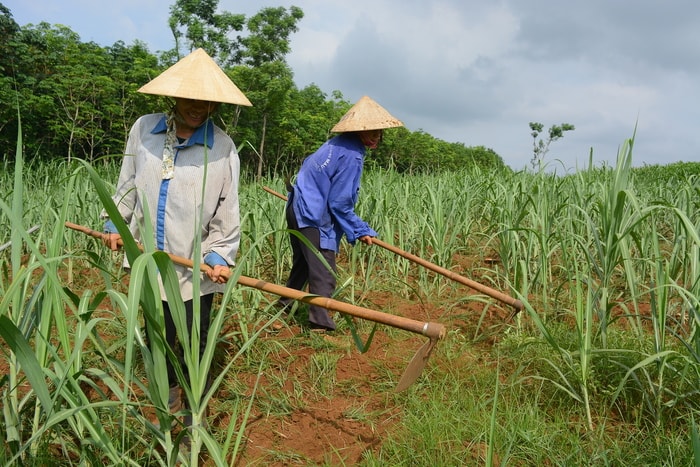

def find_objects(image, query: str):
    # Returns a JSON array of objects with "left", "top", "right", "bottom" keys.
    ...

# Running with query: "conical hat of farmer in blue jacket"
[
  {"left": 331, "top": 95, "right": 403, "bottom": 132},
  {"left": 138, "top": 48, "right": 252, "bottom": 106}
]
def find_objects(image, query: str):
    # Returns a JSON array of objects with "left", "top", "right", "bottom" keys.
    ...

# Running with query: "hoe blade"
[{"left": 395, "top": 338, "right": 438, "bottom": 392}]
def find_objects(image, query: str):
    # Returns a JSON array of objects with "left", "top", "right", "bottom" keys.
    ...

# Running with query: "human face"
[
  {"left": 174, "top": 98, "right": 219, "bottom": 133},
  {"left": 358, "top": 129, "right": 383, "bottom": 149}
]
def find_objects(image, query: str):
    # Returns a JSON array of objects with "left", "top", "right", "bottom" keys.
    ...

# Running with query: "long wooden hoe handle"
[
  {"left": 64, "top": 221, "right": 446, "bottom": 341},
  {"left": 261, "top": 186, "right": 524, "bottom": 311},
  {"left": 372, "top": 238, "right": 523, "bottom": 310}
]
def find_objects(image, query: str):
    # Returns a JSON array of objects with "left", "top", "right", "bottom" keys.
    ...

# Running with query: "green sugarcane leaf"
[
  {"left": 342, "top": 313, "right": 377, "bottom": 353},
  {"left": 0, "top": 315, "right": 53, "bottom": 412}
]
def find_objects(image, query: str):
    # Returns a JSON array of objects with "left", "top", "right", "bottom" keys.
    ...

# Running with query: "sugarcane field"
[{"left": 2, "top": 147, "right": 700, "bottom": 465}]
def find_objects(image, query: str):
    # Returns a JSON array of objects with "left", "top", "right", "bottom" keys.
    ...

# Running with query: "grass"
[{"left": 1, "top": 132, "right": 700, "bottom": 465}]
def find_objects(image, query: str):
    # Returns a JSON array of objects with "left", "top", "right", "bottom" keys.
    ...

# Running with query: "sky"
[{"left": 6, "top": 0, "right": 700, "bottom": 171}]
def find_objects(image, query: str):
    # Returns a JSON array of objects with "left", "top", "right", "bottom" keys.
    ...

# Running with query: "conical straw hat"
[
  {"left": 331, "top": 95, "right": 403, "bottom": 132},
  {"left": 138, "top": 48, "right": 252, "bottom": 106}
]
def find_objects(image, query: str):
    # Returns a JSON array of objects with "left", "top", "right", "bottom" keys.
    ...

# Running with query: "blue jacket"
[{"left": 291, "top": 133, "right": 377, "bottom": 252}]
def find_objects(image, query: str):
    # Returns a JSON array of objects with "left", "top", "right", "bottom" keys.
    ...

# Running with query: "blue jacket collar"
[{"left": 151, "top": 115, "right": 216, "bottom": 149}]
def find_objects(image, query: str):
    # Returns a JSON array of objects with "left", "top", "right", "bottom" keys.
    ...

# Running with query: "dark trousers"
[
  {"left": 161, "top": 293, "right": 214, "bottom": 387},
  {"left": 283, "top": 192, "right": 337, "bottom": 330}
]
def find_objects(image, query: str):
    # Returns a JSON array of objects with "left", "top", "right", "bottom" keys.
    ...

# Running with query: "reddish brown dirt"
[
  {"left": 228, "top": 340, "right": 399, "bottom": 466},
  {"left": 219, "top": 271, "right": 512, "bottom": 466}
]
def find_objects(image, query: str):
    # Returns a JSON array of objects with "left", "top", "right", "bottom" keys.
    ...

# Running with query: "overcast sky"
[{"left": 7, "top": 0, "right": 700, "bottom": 171}]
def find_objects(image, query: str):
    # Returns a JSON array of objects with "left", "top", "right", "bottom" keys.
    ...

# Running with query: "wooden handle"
[
  {"left": 372, "top": 238, "right": 523, "bottom": 311},
  {"left": 64, "top": 221, "right": 446, "bottom": 340},
  {"left": 235, "top": 275, "right": 446, "bottom": 340}
]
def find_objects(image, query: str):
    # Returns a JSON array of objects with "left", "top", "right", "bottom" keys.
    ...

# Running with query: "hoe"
[{"left": 66, "top": 221, "right": 446, "bottom": 391}]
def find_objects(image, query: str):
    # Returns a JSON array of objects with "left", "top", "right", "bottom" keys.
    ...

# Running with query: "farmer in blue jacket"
[{"left": 278, "top": 96, "right": 403, "bottom": 332}]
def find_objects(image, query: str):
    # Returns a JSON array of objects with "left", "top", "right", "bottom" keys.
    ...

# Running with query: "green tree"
[
  {"left": 167, "top": 0, "right": 245, "bottom": 64},
  {"left": 0, "top": 3, "right": 21, "bottom": 143},
  {"left": 40, "top": 41, "right": 115, "bottom": 162},
  {"left": 269, "top": 86, "right": 347, "bottom": 176},
  {"left": 0, "top": 10, "right": 162, "bottom": 163},
  {"left": 376, "top": 128, "right": 506, "bottom": 174},
  {"left": 102, "top": 41, "right": 161, "bottom": 158},
  {"left": 237, "top": 6, "right": 304, "bottom": 67},
  {"left": 9, "top": 22, "right": 85, "bottom": 160},
  {"left": 232, "top": 6, "right": 304, "bottom": 179},
  {"left": 529, "top": 121, "right": 575, "bottom": 170},
  {"left": 230, "top": 60, "right": 295, "bottom": 179},
  {"left": 465, "top": 145, "right": 505, "bottom": 170}
]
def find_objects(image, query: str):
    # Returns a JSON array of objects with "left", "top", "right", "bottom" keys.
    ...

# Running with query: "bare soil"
[{"left": 225, "top": 264, "right": 513, "bottom": 465}]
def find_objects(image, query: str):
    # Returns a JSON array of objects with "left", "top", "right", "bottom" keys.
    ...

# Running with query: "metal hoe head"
[
  {"left": 396, "top": 337, "right": 439, "bottom": 392},
  {"left": 395, "top": 321, "right": 446, "bottom": 392}
]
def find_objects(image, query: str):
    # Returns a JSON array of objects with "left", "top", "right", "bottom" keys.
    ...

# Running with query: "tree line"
[{"left": 0, "top": 1, "right": 507, "bottom": 177}]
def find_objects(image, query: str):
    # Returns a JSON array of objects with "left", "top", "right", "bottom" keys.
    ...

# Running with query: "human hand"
[
  {"left": 206, "top": 264, "right": 230, "bottom": 284},
  {"left": 358, "top": 235, "right": 374, "bottom": 245},
  {"left": 103, "top": 233, "right": 122, "bottom": 251}
]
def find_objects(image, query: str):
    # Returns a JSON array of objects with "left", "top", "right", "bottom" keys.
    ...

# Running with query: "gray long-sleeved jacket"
[{"left": 108, "top": 113, "right": 241, "bottom": 301}]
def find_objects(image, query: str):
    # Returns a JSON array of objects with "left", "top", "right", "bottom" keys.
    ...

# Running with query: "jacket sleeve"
[
  {"left": 202, "top": 146, "right": 241, "bottom": 266},
  {"left": 327, "top": 152, "right": 377, "bottom": 244}
]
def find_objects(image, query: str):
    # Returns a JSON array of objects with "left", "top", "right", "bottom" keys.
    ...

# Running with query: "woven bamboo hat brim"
[
  {"left": 138, "top": 48, "right": 252, "bottom": 106},
  {"left": 331, "top": 95, "right": 403, "bottom": 132}
]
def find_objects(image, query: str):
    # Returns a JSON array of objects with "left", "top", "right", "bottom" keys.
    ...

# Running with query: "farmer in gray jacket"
[{"left": 102, "top": 48, "right": 252, "bottom": 421}]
